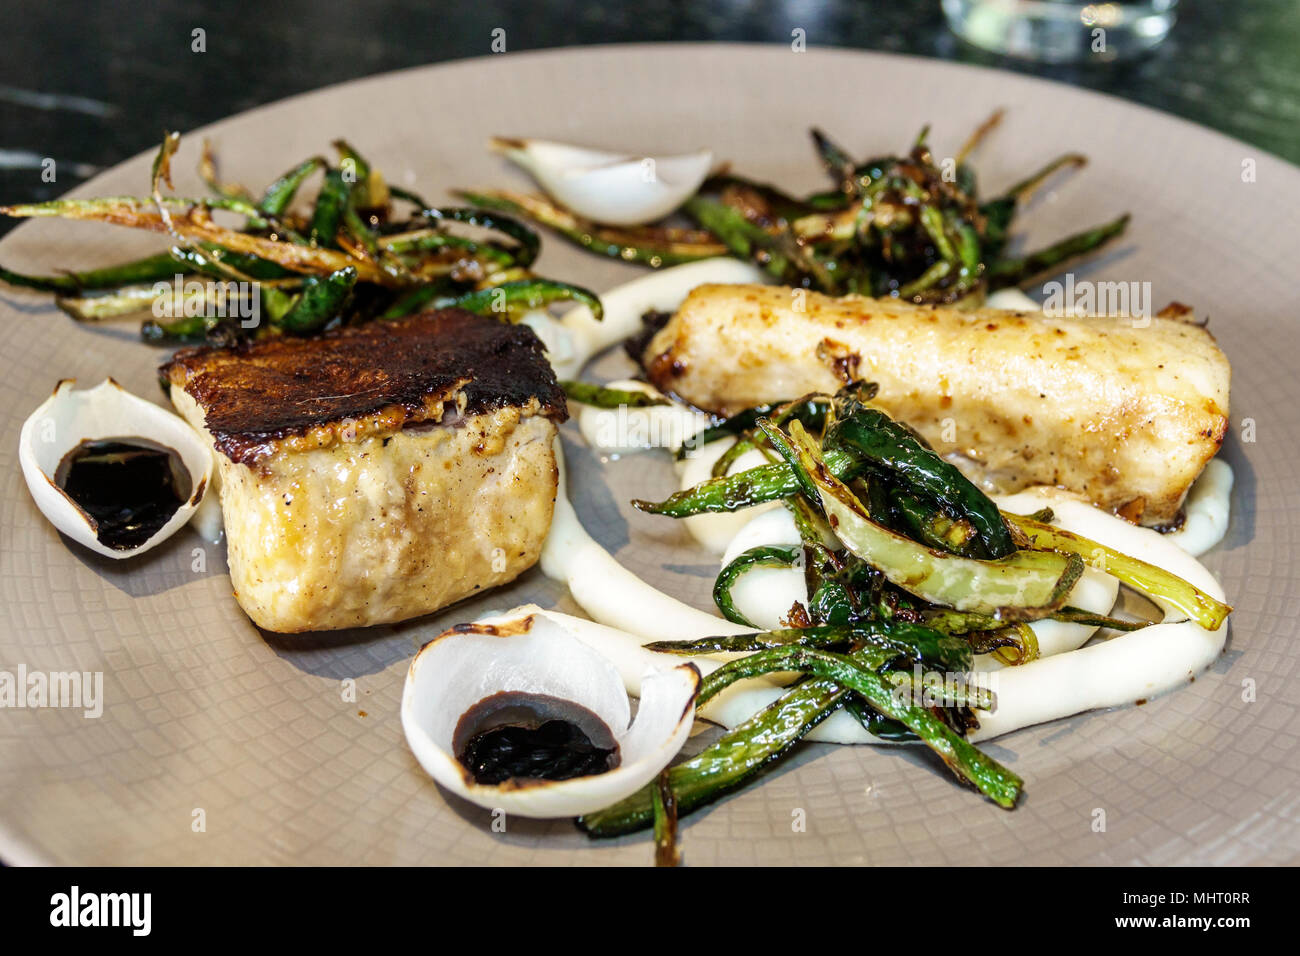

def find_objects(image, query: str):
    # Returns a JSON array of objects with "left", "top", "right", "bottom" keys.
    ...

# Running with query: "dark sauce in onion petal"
[
  {"left": 54, "top": 437, "right": 192, "bottom": 551},
  {"left": 453, "top": 691, "right": 620, "bottom": 786}
]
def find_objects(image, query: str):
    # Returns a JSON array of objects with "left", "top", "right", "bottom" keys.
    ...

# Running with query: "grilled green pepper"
[
  {"left": 825, "top": 405, "right": 1016, "bottom": 558},
  {"left": 275, "top": 266, "right": 357, "bottom": 333},
  {"left": 1002, "top": 511, "right": 1231, "bottom": 629},
  {"left": 785, "top": 421, "right": 1082, "bottom": 617}
]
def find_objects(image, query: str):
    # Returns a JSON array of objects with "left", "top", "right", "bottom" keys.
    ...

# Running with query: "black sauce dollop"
[
  {"left": 54, "top": 437, "right": 192, "bottom": 551},
  {"left": 453, "top": 691, "right": 620, "bottom": 785}
]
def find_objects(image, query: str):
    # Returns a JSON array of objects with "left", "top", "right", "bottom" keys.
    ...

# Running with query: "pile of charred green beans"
[
  {"left": 0, "top": 134, "right": 601, "bottom": 343},
  {"left": 461, "top": 112, "right": 1129, "bottom": 305},
  {"left": 579, "top": 383, "right": 1230, "bottom": 860}
]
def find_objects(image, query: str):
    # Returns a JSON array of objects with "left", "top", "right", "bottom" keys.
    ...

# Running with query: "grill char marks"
[{"left": 161, "top": 309, "right": 567, "bottom": 464}]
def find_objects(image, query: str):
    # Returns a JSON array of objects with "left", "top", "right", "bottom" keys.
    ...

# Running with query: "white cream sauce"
[
  {"left": 676, "top": 436, "right": 780, "bottom": 554},
  {"left": 720, "top": 506, "right": 1118, "bottom": 668},
  {"left": 524, "top": 257, "right": 766, "bottom": 380},
  {"left": 540, "top": 438, "right": 753, "bottom": 643},
  {"left": 1162, "top": 458, "right": 1233, "bottom": 557},
  {"left": 575, "top": 379, "right": 712, "bottom": 457}
]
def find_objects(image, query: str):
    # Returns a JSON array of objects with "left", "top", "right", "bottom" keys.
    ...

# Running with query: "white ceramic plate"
[{"left": 0, "top": 44, "right": 1296, "bottom": 865}]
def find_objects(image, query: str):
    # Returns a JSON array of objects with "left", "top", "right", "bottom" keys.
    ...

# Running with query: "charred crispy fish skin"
[
  {"left": 641, "top": 284, "right": 1230, "bottom": 526},
  {"left": 162, "top": 310, "right": 566, "bottom": 633}
]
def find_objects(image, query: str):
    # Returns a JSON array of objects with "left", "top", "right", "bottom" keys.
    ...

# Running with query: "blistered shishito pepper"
[
  {"left": 825, "top": 404, "right": 1016, "bottom": 558},
  {"left": 308, "top": 168, "right": 349, "bottom": 248},
  {"left": 275, "top": 266, "right": 358, "bottom": 334},
  {"left": 0, "top": 253, "right": 180, "bottom": 293},
  {"left": 785, "top": 420, "right": 1082, "bottom": 619},
  {"left": 582, "top": 643, "right": 1018, "bottom": 836},
  {"left": 441, "top": 278, "right": 602, "bottom": 322},
  {"left": 559, "top": 380, "right": 667, "bottom": 409},
  {"left": 578, "top": 674, "right": 853, "bottom": 838},
  {"left": 259, "top": 156, "right": 326, "bottom": 217},
  {"left": 420, "top": 205, "right": 541, "bottom": 268},
  {"left": 456, "top": 188, "right": 725, "bottom": 268},
  {"left": 635, "top": 444, "right": 862, "bottom": 517}
]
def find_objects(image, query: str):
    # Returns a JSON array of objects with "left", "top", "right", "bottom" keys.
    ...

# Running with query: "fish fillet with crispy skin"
[
  {"left": 641, "top": 283, "right": 1229, "bottom": 526},
  {"left": 162, "top": 309, "right": 566, "bottom": 633}
]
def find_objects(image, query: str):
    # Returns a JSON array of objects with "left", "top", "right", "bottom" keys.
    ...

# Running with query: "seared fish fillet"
[
  {"left": 642, "top": 284, "right": 1230, "bottom": 526},
  {"left": 162, "top": 310, "right": 565, "bottom": 633}
]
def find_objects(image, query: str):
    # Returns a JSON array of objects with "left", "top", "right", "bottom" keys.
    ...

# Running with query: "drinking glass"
[{"left": 942, "top": 0, "right": 1179, "bottom": 62}]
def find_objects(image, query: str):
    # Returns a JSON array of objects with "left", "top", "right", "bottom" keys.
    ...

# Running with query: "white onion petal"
[
  {"left": 401, "top": 613, "right": 700, "bottom": 818},
  {"left": 19, "top": 378, "right": 214, "bottom": 559},
  {"left": 494, "top": 137, "right": 713, "bottom": 226}
]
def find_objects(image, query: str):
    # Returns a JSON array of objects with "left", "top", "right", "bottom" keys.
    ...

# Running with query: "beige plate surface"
[{"left": 0, "top": 44, "right": 1297, "bottom": 865}]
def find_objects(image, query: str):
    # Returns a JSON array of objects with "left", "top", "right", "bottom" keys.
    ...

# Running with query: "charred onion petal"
[
  {"left": 18, "top": 379, "right": 213, "bottom": 560},
  {"left": 402, "top": 614, "right": 700, "bottom": 819}
]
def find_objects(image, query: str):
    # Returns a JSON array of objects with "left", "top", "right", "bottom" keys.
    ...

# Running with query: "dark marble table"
[
  {"left": 0, "top": 0, "right": 1294, "bottom": 870},
  {"left": 2, "top": 0, "right": 1297, "bottom": 229}
]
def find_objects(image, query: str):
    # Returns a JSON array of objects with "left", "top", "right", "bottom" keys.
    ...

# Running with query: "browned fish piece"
[
  {"left": 641, "top": 284, "right": 1230, "bottom": 526},
  {"left": 162, "top": 310, "right": 566, "bottom": 633}
]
